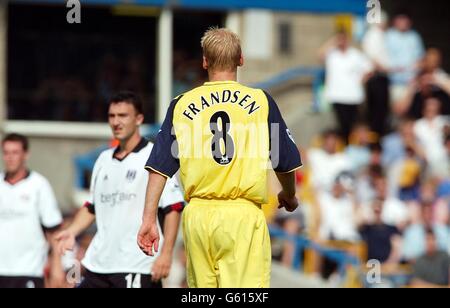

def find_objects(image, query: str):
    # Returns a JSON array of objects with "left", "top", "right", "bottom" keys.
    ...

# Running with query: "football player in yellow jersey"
[{"left": 138, "top": 28, "right": 302, "bottom": 288}]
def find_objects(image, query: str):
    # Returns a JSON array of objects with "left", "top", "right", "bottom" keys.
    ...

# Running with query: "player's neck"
[
  {"left": 208, "top": 70, "right": 237, "bottom": 82},
  {"left": 5, "top": 167, "right": 29, "bottom": 185},
  {"left": 118, "top": 133, "right": 142, "bottom": 156}
]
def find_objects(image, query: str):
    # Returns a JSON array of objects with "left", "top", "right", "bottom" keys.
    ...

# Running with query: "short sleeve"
[
  {"left": 265, "top": 90, "right": 302, "bottom": 173},
  {"left": 37, "top": 177, "right": 63, "bottom": 230},
  {"left": 145, "top": 97, "right": 182, "bottom": 178}
]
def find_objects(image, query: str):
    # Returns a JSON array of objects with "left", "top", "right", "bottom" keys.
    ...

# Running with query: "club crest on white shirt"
[
  {"left": 126, "top": 170, "right": 137, "bottom": 182},
  {"left": 20, "top": 194, "right": 30, "bottom": 202}
]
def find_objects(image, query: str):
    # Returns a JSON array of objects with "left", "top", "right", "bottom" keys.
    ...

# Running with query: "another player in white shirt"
[
  {"left": 0, "top": 134, "right": 63, "bottom": 288},
  {"left": 56, "top": 92, "right": 184, "bottom": 288}
]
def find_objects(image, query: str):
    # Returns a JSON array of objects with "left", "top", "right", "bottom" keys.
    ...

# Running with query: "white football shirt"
[
  {"left": 81, "top": 138, "right": 184, "bottom": 274},
  {"left": 0, "top": 171, "right": 62, "bottom": 277}
]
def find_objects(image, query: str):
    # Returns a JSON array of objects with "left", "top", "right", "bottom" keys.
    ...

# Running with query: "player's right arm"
[
  {"left": 55, "top": 206, "right": 95, "bottom": 255},
  {"left": 140, "top": 97, "right": 181, "bottom": 257}
]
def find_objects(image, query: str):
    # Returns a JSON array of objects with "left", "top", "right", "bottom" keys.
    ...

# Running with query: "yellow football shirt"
[{"left": 146, "top": 80, "right": 302, "bottom": 204}]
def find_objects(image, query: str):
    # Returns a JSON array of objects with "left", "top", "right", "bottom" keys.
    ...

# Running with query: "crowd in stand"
[{"left": 274, "top": 10, "right": 450, "bottom": 287}]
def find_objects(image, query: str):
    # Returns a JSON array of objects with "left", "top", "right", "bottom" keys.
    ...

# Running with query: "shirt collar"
[
  {"left": 203, "top": 80, "right": 238, "bottom": 86},
  {"left": 113, "top": 138, "right": 148, "bottom": 161},
  {"left": 4, "top": 170, "right": 31, "bottom": 185}
]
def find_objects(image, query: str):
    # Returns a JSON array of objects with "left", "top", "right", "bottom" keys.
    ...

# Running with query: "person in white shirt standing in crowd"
[
  {"left": 362, "top": 11, "right": 391, "bottom": 137},
  {"left": 319, "top": 30, "right": 373, "bottom": 143},
  {"left": 0, "top": 133, "right": 64, "bottom": 288},
  {"left": 55, "top": 92, "right": 185, "bottom": 288}
]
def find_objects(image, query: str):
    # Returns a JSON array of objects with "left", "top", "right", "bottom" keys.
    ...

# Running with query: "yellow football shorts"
[{"left": 182, "top": 198, "right": 271, "bottom": 288}]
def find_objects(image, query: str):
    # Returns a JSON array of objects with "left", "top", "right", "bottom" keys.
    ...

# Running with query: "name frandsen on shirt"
[{"left": 182, "top": 90, "right": 261, "bottom": 120}]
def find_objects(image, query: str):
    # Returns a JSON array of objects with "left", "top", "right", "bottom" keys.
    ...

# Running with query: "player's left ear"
[
  {"left": 239, "top": 54, "right": 244, "bottom": 67},
  {"left": 136, "top": 113, "right": 144, "bottom": 126}
]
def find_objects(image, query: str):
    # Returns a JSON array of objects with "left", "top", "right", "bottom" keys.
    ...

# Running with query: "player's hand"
[
  {"left": 277, "top": 190, "right": 299, "bottom": 212},
  {"left": 54, "top": 230, "right": 76, "bottom": 256},
  {"left": 151, "top": 252, "right": 172, "bottom": 282},
  {"left": 137, "top": 221, "right": 160, "bottom": 257}
]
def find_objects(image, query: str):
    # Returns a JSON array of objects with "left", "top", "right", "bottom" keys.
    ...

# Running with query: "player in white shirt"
[
  {"left": 56, "top": 92, "right": 185, "bottom": 288},
  {"left": 0, "top": 134, "right": 63, "bottom": 288}
]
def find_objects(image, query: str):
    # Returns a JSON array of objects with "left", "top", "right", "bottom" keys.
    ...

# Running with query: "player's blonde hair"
[{"left": 201, "top": 27, "right": 242, "bottom": 72}]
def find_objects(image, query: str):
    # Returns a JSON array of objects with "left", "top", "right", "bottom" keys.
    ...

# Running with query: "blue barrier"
[
  {"left": 252, "top": 66, "right": 325, "bottom": 113},
  {"left": 269, "top": 225, "right": 360, "bottom": 278}
]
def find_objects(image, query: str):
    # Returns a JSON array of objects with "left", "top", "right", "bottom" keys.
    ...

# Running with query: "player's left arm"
[{"left": 265, "top": 90, "right": 303, "bottom": 212}]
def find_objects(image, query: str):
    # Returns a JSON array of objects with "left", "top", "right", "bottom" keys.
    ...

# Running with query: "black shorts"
[
  {"left": 78, "top": 270, "right": 162, "bottom": 289},
  {"left": 0, "top": 276, "right": 44, "bottom": 288}
]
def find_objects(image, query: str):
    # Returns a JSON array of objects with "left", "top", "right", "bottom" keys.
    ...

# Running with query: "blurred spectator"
[
  {"left": 394, "top": 70, "right": 450, "bottom": 119},
  {"left": 381, "top": 118, "right": 420, "bottom": 167},
  {"left": 319, "top": 31, "right": 372, "bottom": 142},
  {"left": 420, "top": 48, "right": 450, "bottom": 99},
  {"left": 271, "top": 168, "right": 306, "bottom": 268},
  {"left": 371, "top": 176, "right": 409, "bottom": 230},
  {"left": 411, "top": 228, "right": 450, "bottom": 287},
  {"left": 355, "top": 161, "right": 384, "bottom": 205},
  {"left": 385, "top": 11, "right": 425, "bottom": 104},
  {"left": 345, "top": 123, "right": 373, "bottom": 173},
  {"left": 402, "top": 203, "right": 450, "bottom": 261},
  {"left": 317, "top": 173, "right": 360, "bottom": 280},
  {"left": 317, "top": 173, "right": 360, "bottom": 243},
  {"left": 413, "top": 97, "right": 449, "bottom": 177},
  {"left": 416, "top": 181, "right": 449, "bottom": 226},
  {"left": 359, "top": 199, "right": 402, "bottom": 264},
  {"left": 421, "top": 48, "right": 448, "bottom": 77},
  {"left": 275, "top": 207, "right": 305, "bottom": 268},
  {"left": 442, "top": 135, "right": 450, "bottom": 181},
  {"left": 368, "top": 143, "right": 383, "bottom": 166},
  {"left": 308, "top": 129, "right": 351, "bottom": 192},
  {"left": 362, "top": 11, "right": 390, "bottom": 136},
  {"left": 382, "top": 117, "right": 426, "bottom": 195},
  {"left": 397, "top": 146, "right": 422, "bottom": 202}
]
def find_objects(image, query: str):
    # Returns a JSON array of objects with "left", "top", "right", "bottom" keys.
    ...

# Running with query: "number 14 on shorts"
[{"left": 125, "top": 273, "right": 141, "bottom": 288}]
